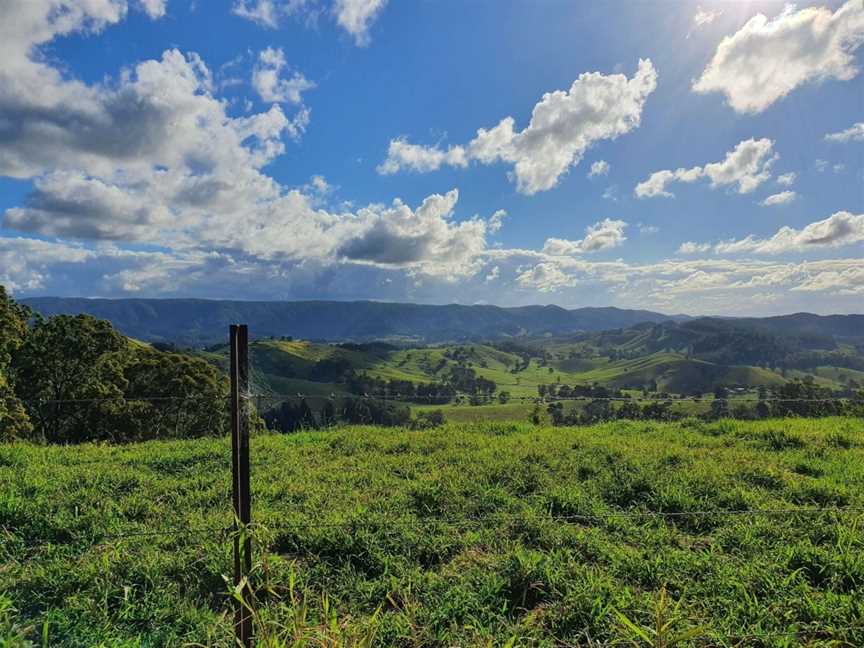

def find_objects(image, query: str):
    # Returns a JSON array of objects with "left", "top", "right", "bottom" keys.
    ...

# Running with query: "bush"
[{"left": 412, "top": 409, "right": 445, "bottom": 430}]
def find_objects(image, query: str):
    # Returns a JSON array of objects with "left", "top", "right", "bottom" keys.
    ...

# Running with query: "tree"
[
  {"left": 12, "top": 314, "right": 128, "bottom": 443},
  {"left": 320, "top": 399, "right": 337, "bottom": 427},
  {"left": 0, "top": 287, "right": 32, "bottom": 439},
  {"left": 0, "top": 373, "right": 31, "bottom": 441},
  {"left": 0, "top": 286, "right": 29, "bottom": 368},
  {"left": 412, "top": 409, "right": 445, "bottom": 429},
  {"left": 617, "top": 401, "right": 642, "bottom": 420},
  {"left": 118, "top": 347, "right": 230, "bottom": 441},
  {"left": 710, "top": 386, "right": 730, "bottom": 420}
]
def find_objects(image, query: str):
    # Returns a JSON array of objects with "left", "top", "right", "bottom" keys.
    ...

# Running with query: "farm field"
[
  {"left": 203, "top": 338, "right": 802, "bottom": 403},
  {"left": 4, "top": 417, "right": 864, "bottom": 646}
]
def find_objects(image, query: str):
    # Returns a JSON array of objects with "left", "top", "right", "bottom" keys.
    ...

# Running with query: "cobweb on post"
[{"left": 247, "top": 361, "right": 282, "bottom": 424}]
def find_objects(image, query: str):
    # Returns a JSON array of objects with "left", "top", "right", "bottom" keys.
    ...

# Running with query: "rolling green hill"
[{"left": 199, "top": 336, "right": 810, "bottom": 406}]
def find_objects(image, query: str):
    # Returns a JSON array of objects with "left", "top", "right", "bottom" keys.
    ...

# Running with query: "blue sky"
[{"left": 0, "top": 0, "right": 862, "bottom": 315}]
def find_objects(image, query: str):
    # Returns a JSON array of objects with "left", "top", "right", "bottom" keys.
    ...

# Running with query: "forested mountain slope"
[{"left": 23, "top": 298, "right": 683, "bottom": 345}]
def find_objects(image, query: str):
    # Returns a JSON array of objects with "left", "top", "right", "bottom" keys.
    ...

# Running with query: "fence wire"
[{"left": 25, "top": 393, "right": 862, "bottom": 405}]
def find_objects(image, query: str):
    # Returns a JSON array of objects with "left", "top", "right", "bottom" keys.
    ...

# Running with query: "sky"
[{"left": 0, "top": 0, "right": 862, "bottom": 316}]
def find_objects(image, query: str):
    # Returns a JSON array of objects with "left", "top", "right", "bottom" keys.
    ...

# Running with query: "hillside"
[
  {"left": 22, "top": 297, "right": 682, "bottom": 345},
  {"left": 538, "top": 316, "right": 864, "bottom": 375},
  {"left": 6, "top": 418, "right": 864, "bottom": 645},
  {"left": 200, "top": 337, "right": 796, "bottom": 406}
]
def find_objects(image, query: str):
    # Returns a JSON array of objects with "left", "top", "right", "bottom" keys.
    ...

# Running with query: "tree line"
[
  {"left": 536, "top": 381, "right": 863, "bottom": 427},
  {"left": 1, "top": 287, "right": 229, "bottom": 443}
]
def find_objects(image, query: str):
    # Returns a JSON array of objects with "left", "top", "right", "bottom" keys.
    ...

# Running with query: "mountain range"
[{"left": 22, "top": 298, "right": 689, "bottom": 345}]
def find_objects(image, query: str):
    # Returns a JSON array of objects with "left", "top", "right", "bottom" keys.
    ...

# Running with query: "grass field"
[
  {"left": 204, "top": 340, "right": 802, "bottom": 403},
  {"left": 4, "top": 417, "right": 864, "bottom": 646}
]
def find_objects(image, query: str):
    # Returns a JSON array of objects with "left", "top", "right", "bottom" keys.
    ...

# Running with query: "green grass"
[
  {"left": 4, "top": 418, "right": 864, "bottom": 646},
  {"left": 203, "top": 339, "right": 845, "bottom": 402},
  {"left": 413, "top": 402, "right": 536, "bottom": 423}
]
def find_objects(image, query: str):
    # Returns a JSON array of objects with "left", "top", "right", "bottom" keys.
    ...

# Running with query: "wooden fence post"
[{"left": 230, "top": 324, "right": 253, "bottom": 647}]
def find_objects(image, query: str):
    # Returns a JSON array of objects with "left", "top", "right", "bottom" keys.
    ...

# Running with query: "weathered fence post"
[{"left": 230, "top": 324, "right": 253, "bottom": 647}]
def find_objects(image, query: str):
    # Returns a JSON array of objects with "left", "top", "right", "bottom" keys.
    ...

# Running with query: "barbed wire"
[{"left": 24, "top": 392, "right": 862, "bottom": 405}]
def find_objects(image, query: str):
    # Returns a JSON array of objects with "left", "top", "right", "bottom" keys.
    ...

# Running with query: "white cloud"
[
  {"left": 0, "top": 237, "right": 92, "bottom": 292},
  {"left": 334, "top": 189, "right": 497, "bottom": 278},
  {"left": 760, "top": 190, "right": 797, "bottom": 206},
  {"left": 693, "top": 6, "right": 722, "bottom": 28},
  {"left": 333, "top": 0, "right": 387, "bottom": 46},
  {"left": 815, "top": 159, "right": 829, "bottom": 172},
  {"left": 542, "top": 219, "right": 627, "bottom": 256},
  {"left": 138, "top": 0, "right": 166, "bottom": 18},
  {"left": 825, "top": 121, "right": 864, "bottom": 142},
  {"left": 639, "top": 223, "right": 659, "bottom": 235},
  {"left": 0, "top": 34, "right": 303, "bottom": 179},
  {"left": 516, "top": 263, "right": 578, "bottom": 292},
  {"left": 0, "top": 3, "right": 500, "bottom": 281},
  {"left": 232, "top": 0, "right": 387, "bottom": 44},
  {"left": 378, "top": 60, "right": 657, "bottom": 194},
  {"left": 308, "top": 174, "right": 332, "bottom": 194},
  {"left": 678, "top": 242, "right": 712, "bottom": 254},
  {"left": 376, "top": 139, "right": 467, "bottom": 174},
  {"left": 488, "top": 209, "right": 507, "bottom": 233},
  {"left": 693, "top": 1, "right": 864, "bottom": 114},
  {"left": 636, "top": 138, "right": 777, "bottom": 198},
  {"left": 2, "top": 1, "right": 862, "bottom": 316},
  {"left": 714, "top": 211, "right": 864, "bottom": 254},
  {"left": 588, "top": 160, "right": 610, "bottom": 177},
  {"left": 252, "top": 47, "right": 315, "bottom": 104},
  {"left": 231, "top": 0, "right": 281, "bottom": 27},
  {"left": 792, "top": 267, "right": 864, "bottom": 294},
  {"left": 776, "top": 172, "right": 797, "bottom": 186},
  {"left": 833, "top": 163, "right": 846, "bottom": 173},
  {"left": 602, "top": 185, "right": 620, "bottom": 202}
]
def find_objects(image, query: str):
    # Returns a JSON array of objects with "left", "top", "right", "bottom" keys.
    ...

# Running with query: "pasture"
[{"left": 3, "top": 417, "right": 864, "bottom": 646}]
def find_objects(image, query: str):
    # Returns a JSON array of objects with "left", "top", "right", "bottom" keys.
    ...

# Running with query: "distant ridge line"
[
  {"left": 21, "top": 296, "right": 685, "bottom": 345},
  {"left": 20, "top": 296, "right": 863, "bottom": 347}
]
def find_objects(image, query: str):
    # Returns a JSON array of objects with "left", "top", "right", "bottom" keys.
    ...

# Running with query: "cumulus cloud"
[
  {"left": 635, "top": 138, "right": 777, "bottom": 198},
  {"left": 714, "top": 211, "right": 864, "bottom": 254},
  {"left": 0, "top": 237, "right": 92, "bottom": 292},
  {"left": 333, "top": 0, "right": 387, "bottom": 46},
  {"left": 588, "top": 160, "right": 610, "bottom": 177},
  {"left": 335, "top": 189, "right": 496, "bottom": 277},
  {"left": 231, "top": 0, "right": 387, "bottom": 44},
  {"left": 542, "top": 219, "right": 627, "bottom": 255},
  {"left": 2, "top": 1, "right": 862, "bottom": 315},
  {"left": 487, "top": 248, "right": 864, "bottom": 310},
  {"left": 825, "top": 121, "right": 864, "bottom": 142},
  {"left": 776, "top": 172, "right": 797, "bottom": 186},
  {"left": 376, "top": 139, "right": 467, "bottom": 174},
  {"left": 693, "top": 1, "right": 864, "bottom": 113},
  {"left": 760, "top": 190, "right": 797, "bottom": 206},
  {"left": 378, "top": 60, "right": 657, "bottom": 194},
  {"left": 252, "top": 47, "right": 315, "bottom": 104},
  {"left": 0, "top": 1, "right": 501, "bottom": 282},
  {"left": 516, "top": 263, "right": 578, "bottom": 292},
  {"left": 138, "top": 0, "right": 166, "bottom": 18}
]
